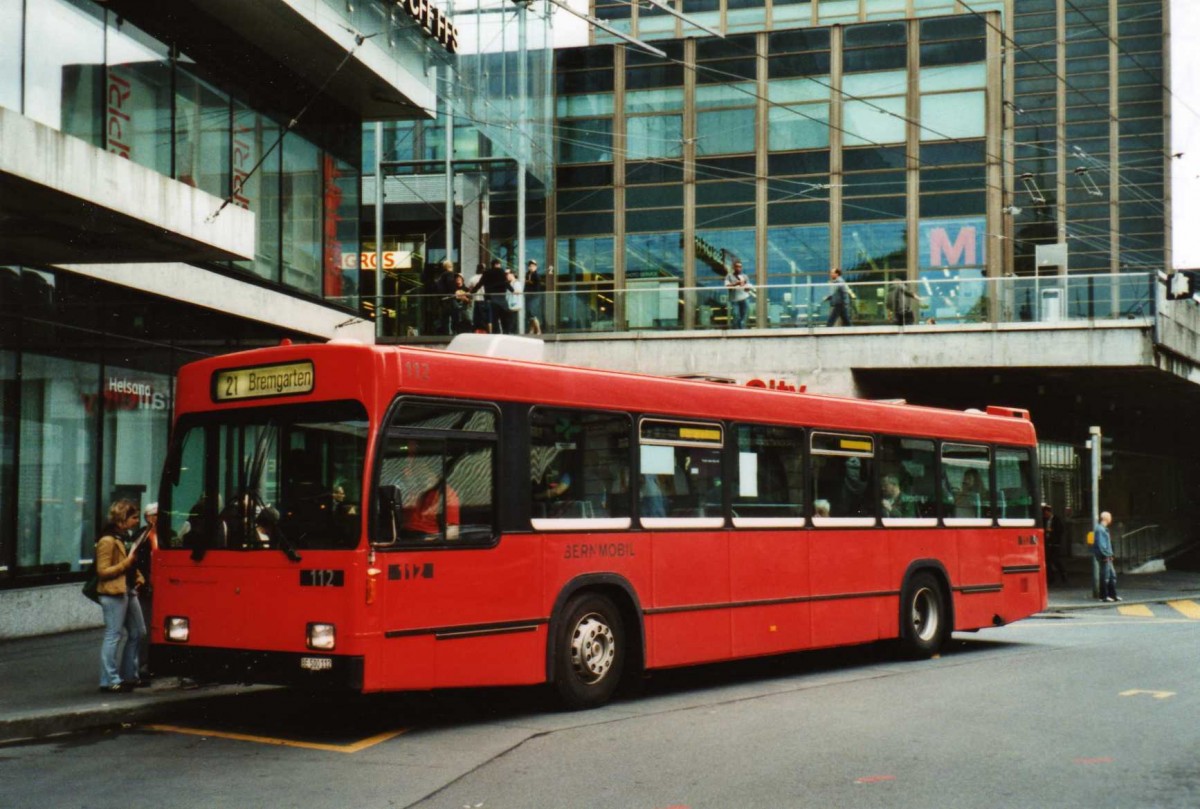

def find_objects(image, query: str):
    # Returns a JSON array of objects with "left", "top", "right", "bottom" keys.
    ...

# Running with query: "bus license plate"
[{"left": 300, "top": 656, "right": 332, "bottom": 671}]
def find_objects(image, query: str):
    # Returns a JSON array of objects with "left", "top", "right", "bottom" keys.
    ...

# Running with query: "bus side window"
[
  {"left": 810, "top": 432, "right": 874, "bottom": 521},
  {"left": 375, "top": 401, "right": 498, "bottom": 545},
  {"left": 529, "top": 408, "right": 631, "bottom": 524}
]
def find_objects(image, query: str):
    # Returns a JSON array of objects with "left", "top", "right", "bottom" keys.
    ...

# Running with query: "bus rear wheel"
[
  {"left": 899, "top": 572, "right": 948, "bottom": 658},
  {"left": 553, "top": 593, "right": 624, "bottom": 710}
]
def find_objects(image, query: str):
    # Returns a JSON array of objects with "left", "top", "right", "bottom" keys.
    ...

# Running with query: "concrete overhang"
[
  {"left": 57, "top": 262, "right": 376, "bottom": 344},
  {"left": 106, "top": 0, "right": 438, "bottom": 120},
  {"left": 0, "top": 108, "right": 255, "bottom": 265}
]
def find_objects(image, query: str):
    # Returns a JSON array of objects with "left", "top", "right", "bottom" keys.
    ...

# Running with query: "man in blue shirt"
[{"left": 1094, "top": 511, "right": 1120, "bottom": 602}]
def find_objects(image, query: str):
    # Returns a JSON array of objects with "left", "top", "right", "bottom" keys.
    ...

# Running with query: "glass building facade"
[
  {"left": 1, "top": 0, "right": 439, "bottom": 592},
  {"left": 530, "top": 0, "right": 1166, "bottom": 332}
]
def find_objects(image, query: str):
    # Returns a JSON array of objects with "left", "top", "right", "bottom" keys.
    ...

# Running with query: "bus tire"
[
  {"left": 553, "top": 593, "right": 624, "bottom": 710},
  {"left": 899, "top": 571, "right": 948, "bottom": 659}
]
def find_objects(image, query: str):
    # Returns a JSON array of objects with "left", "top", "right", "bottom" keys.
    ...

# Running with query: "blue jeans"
[
  {"left": 99, "top": 592, "right": 145, "bottom": 686},
  {"left": 730, "top": 298, "right": 748, "bottom": 329},
  {"left": 1100, "top": 558, "right": 1118, "bottom": 599}
]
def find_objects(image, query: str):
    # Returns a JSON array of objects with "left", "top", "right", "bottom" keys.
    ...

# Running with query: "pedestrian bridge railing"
[{"left": 361, "top": 271, "right": 1159, "bottom": 339}]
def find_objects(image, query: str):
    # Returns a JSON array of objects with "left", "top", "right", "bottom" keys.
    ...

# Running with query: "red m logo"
[{"left": 929, "top": 226, "right": 977, "bottom": 266}]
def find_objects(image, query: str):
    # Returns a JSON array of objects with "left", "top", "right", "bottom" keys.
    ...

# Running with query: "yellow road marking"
[
  {"left": 1167, "top": 599, "right": 1200, "bottom": 619},
  {"left": 1119, "top": 689, "right": 1176, "bottom": 700},
  {"left": 144, "top": 723, "right": 407, "bottom": 754},
  {"left": 1117, "top": 604, "right": 1154, "bottom": 617}
]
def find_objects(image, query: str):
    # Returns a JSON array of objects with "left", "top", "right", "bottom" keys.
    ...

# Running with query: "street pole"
[
  {"left": 1089, "top": 425, "right": 1101, "bottom": 598},
  {"left": 374, "top": 121, "right": 384, "bottom": 343},
  {"left": 516, "top": 0, "right": 529, "bottom": 334}
]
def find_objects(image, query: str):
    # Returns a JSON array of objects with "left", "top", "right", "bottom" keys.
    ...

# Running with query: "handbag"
[{"left": 82, "top": 573, "right": 100, "bottom": 603}]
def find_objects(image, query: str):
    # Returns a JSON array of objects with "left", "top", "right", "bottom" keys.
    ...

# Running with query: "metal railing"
[{"left": 367, "top": 271, "right": 1158, "bottom": 339}]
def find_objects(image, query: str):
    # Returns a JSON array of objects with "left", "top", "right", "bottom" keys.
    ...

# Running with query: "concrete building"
[{"left": 0, "top": 0, "right": 474, "bottom": 636}]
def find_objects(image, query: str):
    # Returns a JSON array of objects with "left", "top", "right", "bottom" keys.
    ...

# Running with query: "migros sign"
[{"left": 393, "top": 0, "right": 459, "bottom": 54}]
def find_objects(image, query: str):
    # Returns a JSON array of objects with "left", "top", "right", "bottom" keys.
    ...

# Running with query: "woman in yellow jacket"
[{"left": 96, "top": 499, "right": 147, "bottom": 693}]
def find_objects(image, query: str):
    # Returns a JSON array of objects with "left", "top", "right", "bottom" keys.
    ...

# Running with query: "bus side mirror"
[{"left": 374, "top": 484, "right": 404, "bottom": 546}]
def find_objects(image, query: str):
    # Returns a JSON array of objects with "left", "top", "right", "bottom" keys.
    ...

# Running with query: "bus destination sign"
[{"left": 214, "top": 361, "right": 315, "bottom": 402}]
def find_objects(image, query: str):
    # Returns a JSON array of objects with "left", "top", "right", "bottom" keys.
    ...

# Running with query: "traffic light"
[{"left": 1100, "top": 435, "right": 1115, "bottom": 473}]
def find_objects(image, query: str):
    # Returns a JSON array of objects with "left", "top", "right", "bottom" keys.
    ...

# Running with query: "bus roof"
[{"left": 178, "top": 340, "right": 1037, "bottom": 447}]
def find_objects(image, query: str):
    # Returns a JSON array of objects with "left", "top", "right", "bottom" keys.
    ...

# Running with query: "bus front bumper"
[{"left": 151, "top": 644, "right": 364, "bottom": 690}]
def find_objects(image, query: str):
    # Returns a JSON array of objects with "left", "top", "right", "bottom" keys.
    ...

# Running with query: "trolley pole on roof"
[{"left": 1088, "top": 425, "right": 1101, "bottom": 598}]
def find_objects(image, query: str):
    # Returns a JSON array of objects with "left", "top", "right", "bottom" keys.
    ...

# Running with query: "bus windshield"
[{"left": 159, "top": 401, "right": 369, "bottom": 554}]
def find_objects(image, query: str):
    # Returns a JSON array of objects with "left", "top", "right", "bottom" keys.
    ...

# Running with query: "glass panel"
[
  {"left": 625, "top": 232, "right": 684, "bottom": 329},
  {"left": 556, "top": 94, "right": 615, "bottom": 118},
  {"left": 0, "top": 349, "right": 16, "bottom": 578},
  {"left": 160, "top": 402, "right": 369, "bottom": 552},
  {"left": 17, "top": 353, "right": 100, "bottom": 575},
  {"left": 768, "top": 102, "right": 831, "bottom": 150},
  {"left": 811, "top": 450, "right": 874, "bottom": 518},
  {"left": 392, "top": 402, "right": 496, "bottom": 433},
  {"left": 530, "top": 408, "right": 630, "bottom": 520},
  {"left": 625, "top": 87, "right": 685, "bottom": 114},
  {"left": 26, "top": 0, "right": 105, "bottom": 143},
  {"left": 627, "top": 115, "right": 683, "bottom": 160},
  {"left": 920, "top": 91, "right": 986, "bottom": 140},
  {"left": 638, "top": 444, "right": 722, "bottom": 519},
  {"left": 99, "top": 365, "right": 171, "bottom": 542},
  {"left": 231, "top": 102, "right": 280, "bottom": 281},
  {"left": 282, "top": 133, "right": 322, "bottom": 295},
  {"left": 765, "top": 225, "right": 832, "bottom": 327},
  {"left": 696, "top": 82, "right": 757, "bottom": 109},
  {"left": 555, "top": 236, "right": 615, "bottom": 331},
  {"left": 880, "top": 436, "right": 937, "bottom": 518},
  {"left": 105, "top": 16, "right": 171, "bottom": 174},
  {"left": 0, "top": 0, "right": 21, "bottom": 111},
  {"left": 942, "top": 443, "right": 991, "bottom": 518},
  {"left": 377, "top": 434, "right": 494, "bottom": 545},
  {"left": 843, "top": 96, "right": 907, "bottom": 146},
  {"left": 842, "top": 220, "right": 907, "bottom": 271},
  {"left": 696, "top": 108, "right": 756, "bottom": 156},
  {"left": 557, "top": 118, "right": 613, "bottom": 164},
  {"left": 323, "top": 155, "right": 359, "bottom": 308},
  {"left": 175, "top": 66, "right": 231, "bottom": 202},
  {"left": 842, "top": 69, "right": 907, "bottom": 97},
  {"left": 768, "top": 77, "right": 832, "bottom": 104},
  {"left": 996, "top": 447, "right": 1035, "bottom": 521},
  {"left": 919, "top": 63, "right": 987, "bottom": 92},
  {"left": 734, "top": 425, "right": 805, "bottom": 518},
  {"left": 818, "top": 0, "right": 859, "bottom": 23}
]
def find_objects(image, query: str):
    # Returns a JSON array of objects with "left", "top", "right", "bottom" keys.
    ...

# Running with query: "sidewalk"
[{"left": 2, "top": 565, "right": 1198, "bottom": 743}]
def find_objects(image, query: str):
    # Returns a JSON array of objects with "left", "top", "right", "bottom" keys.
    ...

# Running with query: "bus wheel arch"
[
  {"left": 898, "top": 561, "right": 953, "bottom": 659},
  {"left": 546, "top": 575, "right": 645, "bottom": 710}
]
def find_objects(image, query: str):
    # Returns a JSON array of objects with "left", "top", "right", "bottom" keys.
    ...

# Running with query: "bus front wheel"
[
  {"left": 553, "top": 593, "right": 624, "bottom": 710},
  {"left": 899, "top": 572, "right": 948, "bottom": 658}
]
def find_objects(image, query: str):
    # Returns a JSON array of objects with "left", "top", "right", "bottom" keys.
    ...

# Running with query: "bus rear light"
[
  {"left": 307, "top": 622, "right": 336, "bottom": 650},
  {"left": 165, "top": 616, "right": 190, "bottom": 643}
]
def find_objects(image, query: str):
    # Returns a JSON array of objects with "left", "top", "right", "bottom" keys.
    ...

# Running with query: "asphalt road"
[{"left": 2, "top": 603, "right": 1198, "bottom": 809}]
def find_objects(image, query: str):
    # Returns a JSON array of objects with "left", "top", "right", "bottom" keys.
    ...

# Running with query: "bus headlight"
[
  {"left": 307, "top": 622, "right": 336, "bottom": 650},
  {"left": 165, "top": 616, "right": 190, "bottom": 643}
]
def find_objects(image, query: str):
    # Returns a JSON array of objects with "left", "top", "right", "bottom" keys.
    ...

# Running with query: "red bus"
[{"left": 151, "top": 336, "right": 1045, "bottom": 709}]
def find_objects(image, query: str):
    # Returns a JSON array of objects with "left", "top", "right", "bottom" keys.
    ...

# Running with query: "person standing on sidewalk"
[
  {"left": 1042, "top": 503, "right": 1068, "bottom": 585},
  {"left": 1094, "top": 510, "right": 1120, "bottom": 602},
  {"left": 95, "top": 500, "right": 147, "bottom": 693}
]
